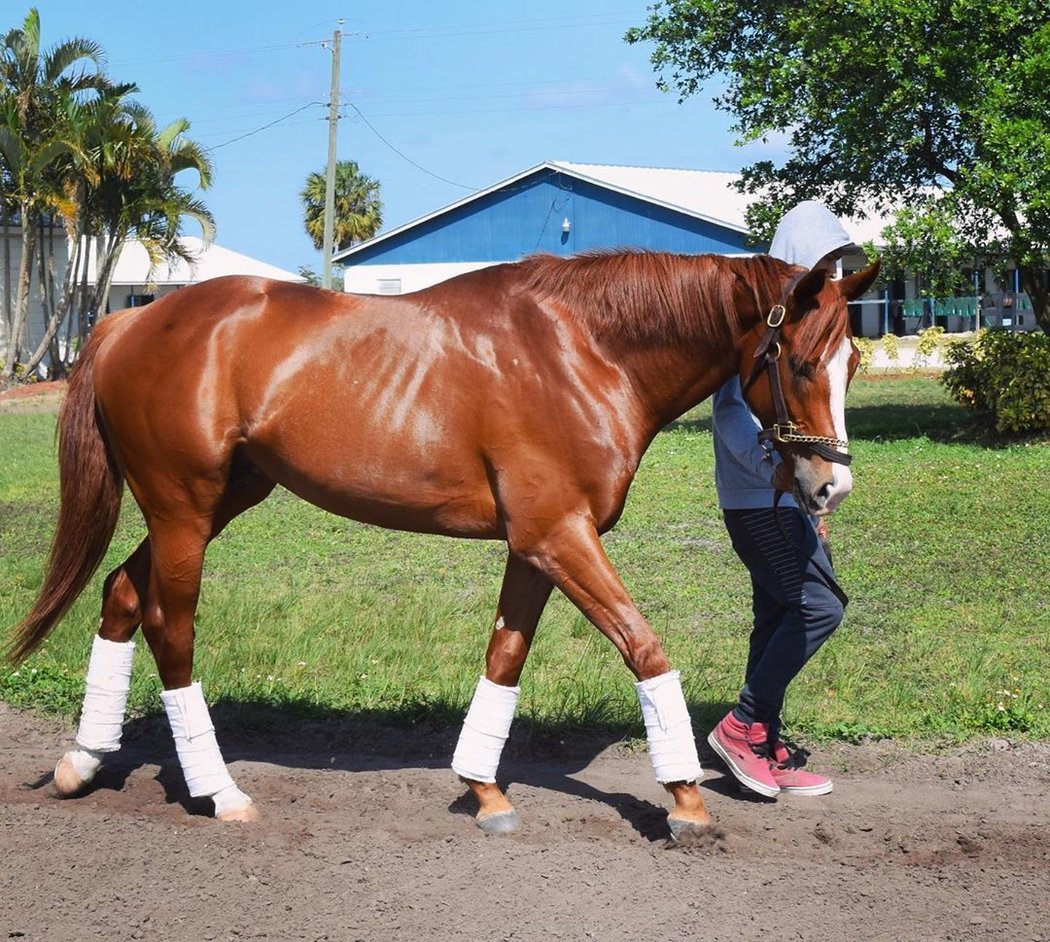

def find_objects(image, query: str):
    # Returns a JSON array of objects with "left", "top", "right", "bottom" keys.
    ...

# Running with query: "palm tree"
[
  {"left": 0, "top": 6, "right": 112, "bottom": 379},
  {"left": 301, "top": 159, "right": 382, "bottom": 252},
  {"left": 77, "top": 108, "right": 215, "bottom": 343},
  {"left": 1, "top": 9, "right": 215, "bottom": 377}
]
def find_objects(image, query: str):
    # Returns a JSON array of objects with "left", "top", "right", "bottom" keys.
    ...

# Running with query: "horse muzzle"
[{"left": 794, "top": 455, "right": 853, "bottom": 516}]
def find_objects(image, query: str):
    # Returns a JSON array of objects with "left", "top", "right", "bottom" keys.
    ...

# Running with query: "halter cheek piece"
[{"left": 741, "top": 291, "right": 853, "bottom": 467}]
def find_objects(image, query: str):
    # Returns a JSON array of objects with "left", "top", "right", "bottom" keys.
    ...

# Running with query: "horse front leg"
[
  {"left": 453, "top": 553, "right": 553, "bottom": 833},
  {"left": 518, "top": 517, "right": 716, "bottom": 842},
  {"left": 54, "top": 540, "right": 151, "bottom": 797}
]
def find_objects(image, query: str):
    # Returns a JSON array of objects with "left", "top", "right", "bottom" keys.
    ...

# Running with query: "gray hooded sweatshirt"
[{"left": 711, "top": 202, "right": 853, "bottom": 510}]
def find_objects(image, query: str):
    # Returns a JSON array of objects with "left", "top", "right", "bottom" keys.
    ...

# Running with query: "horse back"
[{"left": 87, "top": 272, "right": 642, "bottom": 538}]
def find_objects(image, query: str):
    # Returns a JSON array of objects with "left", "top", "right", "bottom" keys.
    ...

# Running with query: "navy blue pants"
[{"left": 722, "top": 507, "right": 845, "bottom": 736}]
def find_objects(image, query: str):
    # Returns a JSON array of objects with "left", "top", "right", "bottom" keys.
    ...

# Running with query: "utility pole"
[{"left": 322, "top": 22, "right": 342, "bottom": 290}]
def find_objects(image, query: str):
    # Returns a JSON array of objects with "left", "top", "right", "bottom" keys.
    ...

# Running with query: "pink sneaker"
[
  {"left": 768, "top": 741, "right": 833, "bottom": 796},
  {"left": 707, "top": 712, "right": 780, "bottom": 797}
]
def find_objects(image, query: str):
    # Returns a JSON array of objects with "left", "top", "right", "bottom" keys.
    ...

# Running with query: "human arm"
[{"left": 711, "top": 380, "right": 786, "bottom": 486}]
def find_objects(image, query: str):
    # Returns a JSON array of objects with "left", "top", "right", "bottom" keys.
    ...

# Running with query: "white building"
[{"left": 1, "top": 228, "right": 304, "bottom": 368}]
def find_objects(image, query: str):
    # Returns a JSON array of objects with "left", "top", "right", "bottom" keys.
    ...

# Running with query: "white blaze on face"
[{"left": 821, "top": 335, "right": 854, "bottom": 513}]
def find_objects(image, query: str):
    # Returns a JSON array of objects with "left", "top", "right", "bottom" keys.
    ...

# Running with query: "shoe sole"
[
  {"left": 707, "top": 730, "right": 780, "bottom": 798},
  {"left": 776, "top": 781, "right": 833, "bottom": 797}
]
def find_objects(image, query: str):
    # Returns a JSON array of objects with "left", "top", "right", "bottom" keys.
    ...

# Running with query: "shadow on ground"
[{"left": 25, "top": 696, "right": 742, "bottom": 842}]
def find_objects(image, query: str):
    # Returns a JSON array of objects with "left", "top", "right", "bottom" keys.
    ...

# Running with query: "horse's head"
[{"left": 739, "top": 259, "right": 881, "bottom": 515}]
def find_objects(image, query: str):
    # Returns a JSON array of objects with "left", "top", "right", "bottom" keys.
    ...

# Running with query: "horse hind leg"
[
  {"left": 452, "top": 553, "right": 554, "bottom": 833},
  {"left": 55, "top": 464, "right": 274, "bottom": 814},
  {"left": 54, "top": 540, "right": 151, "bottom": 797},
  {"left": 136, "top": 513, "right": 257, "bottom": 822},
  {"left": 142, "top": 469, "right": 275, "bottom": 822}
]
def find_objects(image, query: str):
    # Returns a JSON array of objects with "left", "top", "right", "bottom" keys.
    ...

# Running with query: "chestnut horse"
[{"left": 9, "top": 251, "right": 878, "bottom": 838}]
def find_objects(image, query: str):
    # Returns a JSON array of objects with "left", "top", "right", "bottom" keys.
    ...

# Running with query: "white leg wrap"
[
  {"left": 451, "top": 676, "right": 520, "bottom": 783},
  {"left": 161, "top": 682, "right": 246, "bottom": 808},
  {"left": 635, "top": 670, "right": 703, "bottom": 784},
  {"left": 75, "top": 635, "right": 135, "bottom": 752}
]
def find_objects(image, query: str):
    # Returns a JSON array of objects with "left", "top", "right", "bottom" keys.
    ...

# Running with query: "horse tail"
[{"left": 8, "top": 319, "right": 126, "bottom": 664}]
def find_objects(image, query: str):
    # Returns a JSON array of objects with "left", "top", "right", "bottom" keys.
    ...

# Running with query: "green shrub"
[
  {"left": 881, "top": 332, "right": 900, "bottom": 363},
  {"left": 942, "top": 328, "right": 1050, "bottom": 432}
]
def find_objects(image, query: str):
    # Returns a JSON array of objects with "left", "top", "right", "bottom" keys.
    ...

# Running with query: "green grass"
[{"left": 1, "top": 375, "right": 1047, "bottom": 744}]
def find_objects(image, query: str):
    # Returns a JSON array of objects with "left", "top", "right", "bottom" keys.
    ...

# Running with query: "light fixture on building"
[{"left": 561, "top": 217, "right": 571, "bottom": 234}]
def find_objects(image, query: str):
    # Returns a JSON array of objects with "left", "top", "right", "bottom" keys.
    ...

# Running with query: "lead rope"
[{"left": 772, "top": 490, "right": 850, "bottom": 608}]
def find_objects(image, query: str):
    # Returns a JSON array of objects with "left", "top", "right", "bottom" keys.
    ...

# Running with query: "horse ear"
[
  {"left": 839, "top": 260, "right": 881, "bottom": 301},
  {"left": 789, "top": 267, "right": 828, "bottom": 316}
]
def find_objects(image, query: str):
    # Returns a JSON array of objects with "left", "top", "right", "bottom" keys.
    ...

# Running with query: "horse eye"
[{"left": 789, "top": 355, "right": 815, "bottom": 380}]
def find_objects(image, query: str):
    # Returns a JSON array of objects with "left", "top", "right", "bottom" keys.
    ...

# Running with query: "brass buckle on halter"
[
  {"left": 771, "top": 422, "right": 799, "bottom": 443},
  {"left": 766, "top": 304, "right": 786, "bottom": 329}
]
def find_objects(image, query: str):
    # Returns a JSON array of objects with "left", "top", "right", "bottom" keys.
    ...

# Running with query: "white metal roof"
[
  {"left": 553, "top": 161, "right": 893, "bottom": 247},
  {"left": 333, "top": 159, "right": 894, "bottom": 263},
  {"left": 552, "top": 161, "right": 753, "bottom": 233},
  {"left": 93, "top": 235, "right": 305, "bottom": 287}
]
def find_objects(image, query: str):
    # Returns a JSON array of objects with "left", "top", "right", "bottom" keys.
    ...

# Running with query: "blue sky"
[{"left": 22, "top": 2, "right": 787, "bottom": 275}]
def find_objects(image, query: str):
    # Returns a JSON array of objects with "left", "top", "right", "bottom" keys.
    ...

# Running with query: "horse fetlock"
[
  {"left": 161, "top": 681, "right": 241, "bottom": 805},
  {"left": 451, "top": 675, "right": 520, "bottom": 784},
  {"left": 665, "top": 781, "right": 711, "bottom": 823},
  {"left": 635, "top": 670, "right": 703, "bottom": 785}
]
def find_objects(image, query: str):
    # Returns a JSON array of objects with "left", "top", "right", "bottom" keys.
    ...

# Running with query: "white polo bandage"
[
  {"left": 635, "top": 670, "right": 703, "bottom": 784},
  {"left": 161, "top": 682, "right": 238, "bottom": 799},
  {"left": 75, "top": 635, "right": 135, "bottom": 753},
  {"left": 451, "top": 676, "right": 520, "bottom": 783}
]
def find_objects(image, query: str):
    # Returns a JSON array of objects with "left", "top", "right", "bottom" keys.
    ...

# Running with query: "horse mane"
[{"left": 517, "top": 250, "right": 786, "bottom": 349}]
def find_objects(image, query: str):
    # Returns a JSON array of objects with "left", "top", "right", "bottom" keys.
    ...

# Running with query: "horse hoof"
[
  {"left": 216, "top": 801, "right": 260, "bottom": 823},
  {"left": 667, "top": 816, "right": 726, "bottom": 848},
  {"left": 475, "top": 809, "right": 520, "bottom": 834},
  {"left": 53, "top": 753, "right": 90, "bottom": 797}
]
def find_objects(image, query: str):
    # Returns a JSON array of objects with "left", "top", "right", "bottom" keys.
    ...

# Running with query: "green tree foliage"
[
  {"left": 627, "top": 0, "right": 1050, "bottom": 333},
  {"left": 1, "top": 7, "right": 108, "bottom": 378},
  {"left": 301, "top": 159, "right": 382, "bottom": 252},
  {"left": 0, "top": 7, "right": 213, "bottom": 380},
  {"left": 869, "top": 199, "right": 975, "bottom": 301}
]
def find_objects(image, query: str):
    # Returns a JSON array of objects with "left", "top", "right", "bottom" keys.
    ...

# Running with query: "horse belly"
[{"left": 245, "top": 420, "right": 501, "bottom": 538}]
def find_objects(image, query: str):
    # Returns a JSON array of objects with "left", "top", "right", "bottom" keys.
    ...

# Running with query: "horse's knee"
[{"left": 623, "top": 634, "right": 671, "bottom": 680}]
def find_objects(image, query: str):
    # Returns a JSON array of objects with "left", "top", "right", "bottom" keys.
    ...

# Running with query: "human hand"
[{"left": 815, "top": 517, "right": 830, "bottom": 541}]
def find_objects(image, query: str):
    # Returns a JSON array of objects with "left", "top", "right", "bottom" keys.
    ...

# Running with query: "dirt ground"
[{"left": 1, "top": 703, "right": 1047, "bottom": 942}]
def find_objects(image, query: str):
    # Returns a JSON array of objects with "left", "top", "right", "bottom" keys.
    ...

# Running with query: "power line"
[
  {"left": 342, "top": 12, "right": 639, "bottom": 42},
  {"left": 352, "top": 97, "right": 688, "bottom": 120},
  {"left": 206, "top": 102, "right": 324, "bottom": 151},
  {"left": 104, "top": 12, "right": 637, "bottom": 67},
  {"left": 345, "top": 103, "right": 476, "bottom": 190},
  {"left": 109, "top": 42, "right": 308, "bottom": 67}
]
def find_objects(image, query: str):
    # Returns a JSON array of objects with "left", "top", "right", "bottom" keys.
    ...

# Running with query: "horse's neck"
[
  {"left": 610, "top": 302, "right": 760, "bottom": 434},
  {"left": 615, "top": 340, "right": 742, "bottom": 433}
]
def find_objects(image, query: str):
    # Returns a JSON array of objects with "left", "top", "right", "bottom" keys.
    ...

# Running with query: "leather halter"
[{"left": 741, "top": 284, "right": 853, "bottom": 467}]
